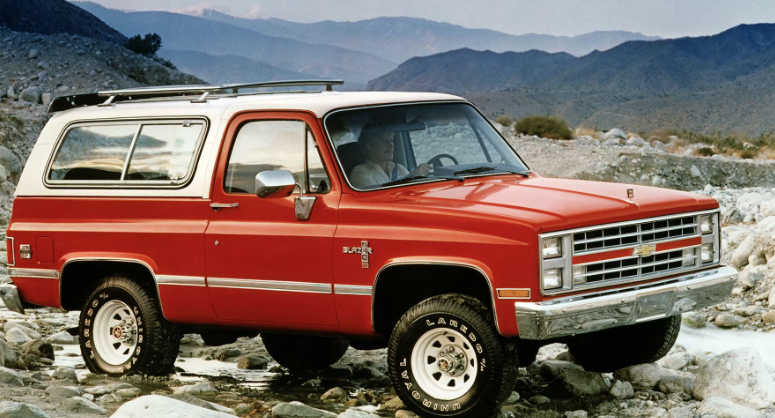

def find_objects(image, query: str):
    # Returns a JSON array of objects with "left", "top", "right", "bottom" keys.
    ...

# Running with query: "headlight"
[
  {"left": 682, "top": 248, "right": 696, "bottom": 266},
  {"left": 543, "top": 268, "right": 562, "bottom": 289},
  {"left": 701, "top": 243, "right": 714, "bottom": 263},
  {"left": 700, "top": 215, "right": 713, "bottom": 235},
  {"left": 572, "top": 265, "right": 586, "bottom": 285},
  {"left": 543, "top": 237, "right": 562, "bottom": 259}
]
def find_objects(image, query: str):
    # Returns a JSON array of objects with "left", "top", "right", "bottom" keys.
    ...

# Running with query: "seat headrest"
[{"left": 337, "top": 142, "right": 365, "bottom": 176}]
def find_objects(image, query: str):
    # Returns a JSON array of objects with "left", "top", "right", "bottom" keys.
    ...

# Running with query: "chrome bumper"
[
  {"left": 515, "top": 266, "right": 736, "bottom": 340},
  {"left": 0, "top": 283, "right": 24, "bottom": 314}
]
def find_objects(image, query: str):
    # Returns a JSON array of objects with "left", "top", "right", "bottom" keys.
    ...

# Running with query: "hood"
[{"left": 392, "top": 176, "right": 717, "bottom": 232}]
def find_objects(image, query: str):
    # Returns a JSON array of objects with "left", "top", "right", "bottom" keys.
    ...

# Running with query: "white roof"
[{"left": 52, "top": 91, "right": 467, "bottom": 123}]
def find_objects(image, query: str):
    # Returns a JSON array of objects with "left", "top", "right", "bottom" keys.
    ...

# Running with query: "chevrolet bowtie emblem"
[
  {"left": 344, "top": 240, "right": 373, "bottom": 268},
  {"left": 633, "top": 244, "right": 656, "bottom": 257}
]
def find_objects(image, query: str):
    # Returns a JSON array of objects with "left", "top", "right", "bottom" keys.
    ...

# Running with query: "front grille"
[
  {"left": 573, "top": 216, "right": 696, "bottom": 254},
  {"left": 581, "top": 249, "right": 692, "bottom": 284}
]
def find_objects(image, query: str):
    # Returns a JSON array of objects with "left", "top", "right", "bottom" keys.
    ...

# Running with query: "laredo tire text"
[
  {"left": 388, "top": 294, "right": 517, "bottom": 418},
  {"left": 79, "top": 275, "right": 181, "bottom": 376}
]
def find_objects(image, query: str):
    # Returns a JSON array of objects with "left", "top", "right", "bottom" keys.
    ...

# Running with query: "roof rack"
[{"left": 48, "top": 79, "right": 344, "bottom": 113}]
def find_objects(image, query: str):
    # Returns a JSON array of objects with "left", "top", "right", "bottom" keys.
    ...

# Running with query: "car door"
[{"left": 205, "top": 111, "right": 339, "bottom": 327}]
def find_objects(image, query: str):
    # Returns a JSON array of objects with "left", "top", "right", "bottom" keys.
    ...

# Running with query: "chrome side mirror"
[{"left": 255, "top": 170, "right": 296, "bottom": 198}]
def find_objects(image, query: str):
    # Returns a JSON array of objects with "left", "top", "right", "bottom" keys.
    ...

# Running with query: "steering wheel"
[{"left": 426, "top": 153, "right": 459, "bottom": 169}]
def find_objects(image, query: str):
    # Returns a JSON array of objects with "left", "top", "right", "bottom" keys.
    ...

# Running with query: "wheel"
[
  {"left": 566, "top": 315, "right": 681, "bottom": 373},
  {"left": 79, "top": 275, "right": 181, "bottom": 376},
  {"left": 388, "top": 294, "right": 517, "bottom": 418},
  {"left": 427, "top": 153, "right": 459, "bottom": 168},
  {"left": 261, "top": 333, "right": 348, "bottom": 373},
  {"left": 199, "top": 331, "right": 243, "bottom": 346}
]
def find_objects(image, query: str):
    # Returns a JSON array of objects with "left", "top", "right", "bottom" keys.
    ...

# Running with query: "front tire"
[
  {"left": 79, "top": 275, "right": 181, "bottom": 376},
  {"left": 566, "top": 315, "right": 681, "bottom": 373},
  {"left": 388, "top": 294, "right": 517, "bottom": 418}
]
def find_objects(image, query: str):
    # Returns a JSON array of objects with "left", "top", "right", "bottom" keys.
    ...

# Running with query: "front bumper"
[
  {"left": 515, "top": 265, "right": 736, "bottom": 340},
  {"left": 0, "top": 283, "right": 24, "bottom": 314}
]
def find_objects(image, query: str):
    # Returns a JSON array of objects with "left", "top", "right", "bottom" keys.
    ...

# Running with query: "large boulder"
[
  {"left": 0, "top": 401, "right": 49, "bottom": 418},
  {"left": 0, "top": 367, "right": 24, "bottom": 386},
  {"left": 0, "top": 147, "right": 21, "bottom": 178},
  {"left": 539, "top": 361, "right": 608, "bottom": 396},
  {"left": 613, "top": 363, "right": 665, "bottom": 389},
  {"left": 111, "top": 396, "right": 234, "bottom": 418},
  {"left": 731, "top": 234, "right": 755, "bottom": 269},
  {"left": 602, "top": 128, "right": 626, "bottom": 140},
  {"left": 58, "top": 397, "right": 107, "bottom": 415},
  {"left": 696, "top": 397, "right": 765, "bottom": 418},
  {"left": 271, "top": 401, "right": 337, "bottom": 418},
  {"left": 693, "top": 348, "right": 775, "bottom": 409},
  {"left": 19, "top": 86, "right": 41, "bottom": 104}
]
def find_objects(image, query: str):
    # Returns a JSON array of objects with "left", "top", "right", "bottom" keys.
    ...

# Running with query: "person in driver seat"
[{"left": 350, "top": 123, "right": 432, "bottom": 188}]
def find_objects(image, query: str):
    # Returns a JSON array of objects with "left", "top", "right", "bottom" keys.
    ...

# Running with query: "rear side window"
[{"left": 47, "top": 119, "right": 207, "bottom": 187}]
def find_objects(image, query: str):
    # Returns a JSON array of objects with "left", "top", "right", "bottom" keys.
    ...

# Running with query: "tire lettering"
[
  {"left": 137, "top": 317, "right": 143, "bottom": 326},
  {"left": 438, "top": 318, "right": 446, "bottom": 325},
  {"left": 139, "top": 335, "right": 143, "bottom": 343},
  {"left": 422, "top": 399, "right": 431, "bottom": 408},
  {"left": 132, "top": 357, "right": 137, "bottom": 364},
  {"left": 480, "top": 359, "right": 487, "bottom": 371},
  {"left": 449, "top": 320, "right": 458, "bottom": 328},
  {"left": 400, "top": 358, "right": 407, "bottom": 367},
  {"left": 133, "top": 306, "right": 139, "bottom": 315},
  {"left": 83, "top": 329, "right": 90, "bottom": 338},
  {"left": 125, "top": 363, "right": 131, "bottom": 370},
  {"left": 476, "top": 343, "right": 483, "bottom": 354},
  {"left": 412, "top": 391, "right": 421, "bottom": 400},
  {"left": 87, "top": 308, "right": 93, "bottom": 317},
  {"left": 433, "top": 403, "right": 438, "bottom": 411},
  {"left": 135, "top": 347, "right": 141, "bottom": 355},
  {"left": 89, "top": 351, "right": 95, "bottom": 359},
  {"left": 468, "top": 333, "right": 476, "bottom": 342},
  {"left": 460, "top": 325, "right": 467, "bottom": 333},
  {"left": 84, "top": 319, "right": 91, "bottom": 327},
  {"left": 404, "top": 382, "right": 412, "bottom": 390},
  {"left": 426, "top": 320, "right": 435, "bottom": 326},
  {"left": 441, "top": 405, "right": 449, "bottom": 412},
  {"left": 91, "top": 300, "right": 99, "bottom": 308},
  {"left": 453, "top": 403, "right": 461, "bottom": 411},
  {"left": 85, "top": 340, "right": 91, "bottom": 348},
  {"left": 99, "top": 293, "right": 108, "bottom": 300},
  {"left": 401, "top": 370, "right": 409, "bottom": 379}
]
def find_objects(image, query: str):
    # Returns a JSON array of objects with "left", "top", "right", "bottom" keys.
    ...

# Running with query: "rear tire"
[
  {"left": 261, "top": 333, "right": 348, "bottom": 373},
  {"left": 388, "top": 294, "right": 517, "bottom": 418},
  {"left": 566, "top": 315, "right": 681, "bottom": 373},
  {"left": 79, "top": 275, "right": 181, "bottom": 376}
]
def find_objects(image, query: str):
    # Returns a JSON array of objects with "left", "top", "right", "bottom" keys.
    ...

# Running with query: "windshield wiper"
[
  {"left": 381, "top": 174, "right": 464, "bottom": 188},
  {"left": 453, "top": 166, "right": 530, "bottom": 177}
]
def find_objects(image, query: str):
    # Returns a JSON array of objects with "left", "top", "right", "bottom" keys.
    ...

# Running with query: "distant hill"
[
  {"left": 367, "top": 24, "right": 775, "bottom": 135},
  {"left": 157, "top": 50, "right": 369, "bottom": 89},
  {"left": 76, "top": 2, "right": 396, "bottom": 85},
  {"left": 0, "top": 0, "right": 126, "bottom": 44},
  {"left": 196, "top": 11, "right": 659, "bottom": 62}
]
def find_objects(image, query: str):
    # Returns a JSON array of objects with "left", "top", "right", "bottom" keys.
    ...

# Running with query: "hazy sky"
[{"left": 74, "top": 0, "right": 775, "bottom": 38}]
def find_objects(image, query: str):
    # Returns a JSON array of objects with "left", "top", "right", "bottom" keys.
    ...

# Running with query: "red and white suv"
[{"left": 0, "top": 81, "right": 735, "bottom": 418}]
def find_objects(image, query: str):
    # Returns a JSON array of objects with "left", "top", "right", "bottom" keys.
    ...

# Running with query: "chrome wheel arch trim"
[
  {"left": 370, "top": 260, "right": 501, "bottom": 335},
  {"left": 9, "top": 268, "right": 60, "bottom": 279},
  {"left": 59, "top": 257, "right": 168, "bottom": 319}
]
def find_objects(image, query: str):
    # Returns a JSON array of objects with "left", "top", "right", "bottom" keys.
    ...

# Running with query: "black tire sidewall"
[
  {"left": 80, "top": 286, "right": 148, "bottom": 376},
  {"left": 393, "top": 312, "right": 492, "bottom": 415}
]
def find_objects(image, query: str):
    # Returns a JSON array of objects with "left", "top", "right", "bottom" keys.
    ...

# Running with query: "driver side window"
[{"left": 224, "top": 120, "right": 329, "bottom": 194}]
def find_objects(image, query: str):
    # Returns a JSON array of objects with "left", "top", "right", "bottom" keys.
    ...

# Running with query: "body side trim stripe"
[
  {"left": 156, "top": 275, "right": 206, "bottom": 287},
  {"left": 334, "top": 284, "right": 373, "bottom": 295},
  {"left": 207, "top": 278, "right": 333, "bottom": 294},
  {"left": 9, "top": 268, "right": 60, "bottom": 279}
]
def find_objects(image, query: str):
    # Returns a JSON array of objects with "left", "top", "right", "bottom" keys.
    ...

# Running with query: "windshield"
[{"left": 325, "top": 102, "right": 529, "bottom": 190}]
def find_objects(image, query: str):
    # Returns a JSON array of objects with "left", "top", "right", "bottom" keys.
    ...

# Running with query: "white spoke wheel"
[
  {"left": 411, "top": 328, "right": 478, "bottom": 400},
  {"left": 388, "top": 294, "right": 517, "bottom": 418},
  {"left": 93, "top": 300, "right": 138, "bottom": 365},
  {"left": 79, "top": 275, "right": 181, "bottom": 376}
]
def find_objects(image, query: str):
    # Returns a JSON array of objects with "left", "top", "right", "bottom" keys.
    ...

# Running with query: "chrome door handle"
[{"left": 210, "top": 202, "right": 239, "bottom": 210}]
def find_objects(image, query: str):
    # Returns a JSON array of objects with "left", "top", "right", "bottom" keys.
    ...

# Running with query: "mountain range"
[
  {"left": 368, "top": 24, "right": 775, "bottom": 135},
  {"left": 0, "top": 0, "right": 125, "bottom": 44},
  {"left": 74, "top": 2, "right": 656, "bottom": 88}
]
